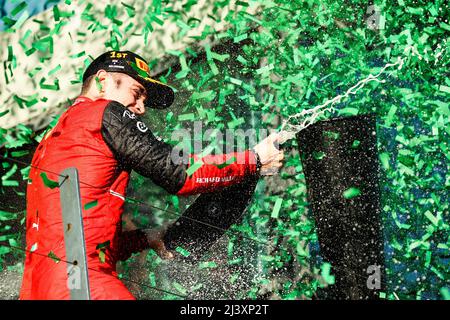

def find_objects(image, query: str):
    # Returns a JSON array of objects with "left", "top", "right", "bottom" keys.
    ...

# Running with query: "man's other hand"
[{"left": 144, "top": 227, "right": 174, "bottom": 260}]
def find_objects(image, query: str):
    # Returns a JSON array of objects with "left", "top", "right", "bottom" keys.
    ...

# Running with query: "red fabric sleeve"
[{"left": 176, "top": 150, "right": 260, "bottom": 196}]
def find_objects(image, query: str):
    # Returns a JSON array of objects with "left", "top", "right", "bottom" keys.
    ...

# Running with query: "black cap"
[{"left": 83, "top": 51, "right": 174, "bottom": 109}]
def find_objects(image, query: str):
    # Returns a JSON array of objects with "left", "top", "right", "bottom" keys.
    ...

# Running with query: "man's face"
[{"left": 103, "top": 73, "right": 147, "bottom": 115}]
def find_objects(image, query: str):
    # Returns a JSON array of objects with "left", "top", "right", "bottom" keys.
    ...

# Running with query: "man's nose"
[{"left": 133, "top": 100, "right": 145, "bottom": 115}]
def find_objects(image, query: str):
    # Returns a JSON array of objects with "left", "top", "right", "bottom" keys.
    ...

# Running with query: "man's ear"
[
  {"left": 95, "top": 70, "right": 108, "bottom": 93},
  {"left": 95, "top": 70, "right": 108, "bottom": 83}
]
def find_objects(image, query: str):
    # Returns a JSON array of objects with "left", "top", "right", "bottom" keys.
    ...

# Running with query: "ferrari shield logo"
[{"left": 135, "top": 57, "right": 150, "bottom": 74}]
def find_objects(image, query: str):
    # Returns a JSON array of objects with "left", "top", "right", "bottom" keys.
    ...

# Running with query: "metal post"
[{"left": 59, "top": 167, "right": 91, "bottom": 300}]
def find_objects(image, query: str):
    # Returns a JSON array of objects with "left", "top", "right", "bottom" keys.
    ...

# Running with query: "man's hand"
[
  {"left": 260, "top": 152, "right": 284, "bottom": 175},
  {"left": 253, "top": 132, "right": 285, "bottom": 175},
  {"left": 144, "top": 227, "right": 174, "bottom": 260}
]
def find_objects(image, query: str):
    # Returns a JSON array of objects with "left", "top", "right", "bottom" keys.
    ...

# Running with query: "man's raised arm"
[{"left": 101, "top": 101, "right": 282, "bottom": 196}]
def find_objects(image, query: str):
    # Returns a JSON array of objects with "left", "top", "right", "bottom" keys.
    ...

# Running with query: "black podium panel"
[{"left": 297, "top": 114, "right": 385, "bottom": 299}]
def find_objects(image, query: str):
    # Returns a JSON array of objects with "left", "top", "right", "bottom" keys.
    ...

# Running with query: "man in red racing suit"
[{"left": 19, "top": 51, "right": 284, "bottom": 300}]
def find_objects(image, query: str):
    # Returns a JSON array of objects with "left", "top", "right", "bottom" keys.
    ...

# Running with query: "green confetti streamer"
[
  {"left": 186, "top": 160, "right": 202, "bottom": 176},
  {"left": 12, "top": 10, "right": 29, "bottom": 30},
  {"left": 227, "top": 117, "right": 245, "bottom": 129},
  {"left": 323, "top": 131, "right": 340, "bottom": 140},
  {"left": 96, "top": 240, "right": 110, "bottom": 264},
  {"left": 321, "top": 262, "right": 335, "bottom": 285},
  {"left": 1, "top": 164, "right": 17, "bottom": 185},
  {"left": 11, "top": 2, "right": 27, "bottom": 17},
  {"left": 438, "top": 85, "right": 450, "bottom": 94},
  {"left": 337, "top": 107, "right": 359, "bottom": 116},
  {"left": 53, "top": 5, "right": 61, "bottom": 21},
  {"left": 39, "top": 78, "right": 60, "bottom": 91},
  {"left": 70, "top": 51, "right": 86, "bottom": 58},
  {"left": 343, "top": 187, "right": 361, "bottom": 199},
  {"left": 48, "top": 251, "right": 61, "bottom": 264},
  {"left": 148, "top": 272, "right": 156, "bottom": 286},
  {"left": 256, "top": 63, "right": 274, "bottom": 75},
  {"left": 173, "top": 282, "right": 187, "bottom": 295},
  {"left": 439, "top": 23, "right": 450, "bottom": 31},
  {"left": 95, "top": 76, "right": 102, "bottom": 91},
  {"left": 384, "top": 106, "right": 397, "bottom": 127},
  {"left": 175, "top": 246, "right": 190, "bottom": 257},
  {"left": 191, "top": 283, "right": 203, "bottom": 291},
  {"left": 178, "top": 113, "right": 195, "bottom": 121},
  {"left": 28, "top": 66, "right": 42, "bottom": 78},
  {"left": 171, "top": 195, "right": 179, "bottom": 211},
  {"left": 227, "top": 241, "right": 234, "bottom": 257},
  {"left": 440, "top": 287, "right": 450, "bottom": 300},
  {"left": 40, "top": 172, "right": 59, "bottom": 189},
  {"left": 11, "top": 150, "right": 29, "bottom": 157},
  {"left": 379, "top": 152, "right": 390, "bottom": 170},
  {"left": 271, "top": 198, "right": 283, "bottom": 219},
  {"left": 233, "top": 33, "right": 248, "bottom": 43},
  {"left": 392, "top": 211, "right": 411, "bottom": 230},
  {"left": 227, "top": 77, "right": 242, "bottom": 86},
  {"left": 0, "top": 210, "right": 17, "bottom": 221},
  {"left": 95, "top": 240, "right": 111, "bottom": 250},
  {"left": 98, "top": 250, "right": 106, "bottom": 264},
  {"left": 208, "top": 59, "right": 219, "bottom": 75},
  {"left": 351, "top": 140, "right": 361, "bottom": 149},
  {"left": 424, "top": 211, "right": 439, "bottom": 226},
  {"left": 84, "top": 200, "right": 98, "bottom": 211},
  {"left": 191, "top": 90, "right": 216, "bottom": 101},
  {"left": 236, "top": 1, "right": 249, "bottom": 7},
  {"left": 199, "top": 261, "right": 217, "bottom": 269},
  {"left": 0, "top": 110, "right": 10, "bottom": 118},
  {"left": 1, "top": 180, "right": 19, "bottom": 187},
  {"left": 313, "top": 151, "right": 325, "bottom": 160},
  {"left": 228, "top": 258, "right": 243, "bottom": 265},
  {"left": 425, "top": 251, "right": 432, "bottom": 267},
  {"left": 230, "top": 273, "right": 240, "bottom": 284},
  {"left": 214, "top": 156, "right": 236, "bottom": 169},
  {"left": 48, "top": 64, "right": 62, "bottom": 76},
  {"left": 0, "top": 247, "right": 11, "bottom": 256}
]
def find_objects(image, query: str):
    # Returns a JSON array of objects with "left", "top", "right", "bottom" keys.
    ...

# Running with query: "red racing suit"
[{"left": 19, "top": 96, "right": 260, "bottom": 300}]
